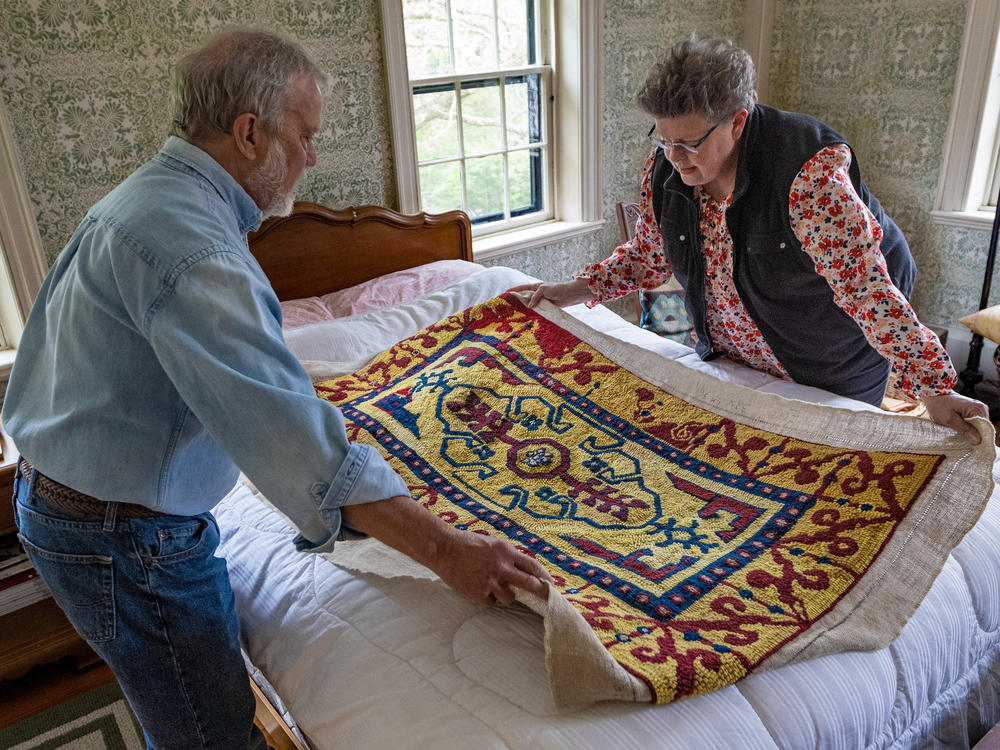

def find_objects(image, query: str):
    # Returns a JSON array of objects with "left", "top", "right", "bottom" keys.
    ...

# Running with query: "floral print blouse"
[{"left": 578, "top": 144, "right": 956, "bottom": 400}]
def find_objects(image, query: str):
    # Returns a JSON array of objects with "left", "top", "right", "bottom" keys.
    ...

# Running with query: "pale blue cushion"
[{"left": 639, "top": 277, "right": 696, "bottom": 347}]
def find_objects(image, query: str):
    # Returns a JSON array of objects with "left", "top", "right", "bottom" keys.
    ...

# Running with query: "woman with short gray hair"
[
  {"left": 516, "top": 36, "right": 987, "bottom": 444},
  {"left": 636, "top": 36, "right": 757, "bottom": 120}
]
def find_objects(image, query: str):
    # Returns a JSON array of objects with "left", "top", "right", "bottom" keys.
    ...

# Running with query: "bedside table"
[{"left": 0, "top": 427, "right": 97, "bottom": 681}]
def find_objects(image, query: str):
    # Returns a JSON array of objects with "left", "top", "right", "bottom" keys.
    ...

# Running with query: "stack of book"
[{"left": 0, "top": 531, "right": 51, "bottom": 616}]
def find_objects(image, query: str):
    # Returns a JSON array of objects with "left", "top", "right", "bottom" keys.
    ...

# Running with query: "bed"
[{"left": 216, "top": 201, "right": 1000, "bottom": 750}]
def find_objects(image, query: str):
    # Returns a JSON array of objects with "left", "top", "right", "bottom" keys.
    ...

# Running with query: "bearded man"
[{"left": 3, "top": 29, "right": 549, "bottom": 748}]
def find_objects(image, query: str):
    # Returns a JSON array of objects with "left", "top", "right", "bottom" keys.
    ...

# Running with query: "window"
[
  {"left": 404, "top": 1, "right": 550, "bottom": 230},
  {"left": 381, "top": 0, "right": 602, "bottom": 259},
  {"left": 933, "top": 0, "right": 1000, "bottom": 228},
  {"left": 0, "top": 99, "right": 47, "bottom": 374}
]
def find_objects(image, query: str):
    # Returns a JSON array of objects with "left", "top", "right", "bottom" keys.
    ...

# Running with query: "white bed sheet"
[{"left": 216, "top": 266, "right": 1000, "bottom": 750}]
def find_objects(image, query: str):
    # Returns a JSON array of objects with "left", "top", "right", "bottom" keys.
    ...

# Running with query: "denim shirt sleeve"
[{"left": 143, "top": 245, "right": 410, "bottom": 551}]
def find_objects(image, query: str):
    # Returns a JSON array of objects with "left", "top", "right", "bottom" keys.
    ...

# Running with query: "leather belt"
[{"left": 19, "top": 457, "right": 168, "bottom": 519}]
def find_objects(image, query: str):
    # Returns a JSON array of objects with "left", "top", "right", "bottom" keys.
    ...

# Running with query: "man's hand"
[
  {"left": 508, "top": 278, "right": 595, "bottom": 308},
  {"left": 341, "top": 495, "right": 552, "bottom": 605},
  {"left": 920, "top": 391, "right": 990, "bottom": 445},
  {"left": 433, "top": 527, "right": 551, "bottom": 604}
]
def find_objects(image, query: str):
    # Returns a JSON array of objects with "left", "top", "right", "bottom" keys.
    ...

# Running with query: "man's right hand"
[
  {"left": 341, "top": 495, "right": 552, "bottom": 605},
  {"left": 433, "top": 526, "right": 552, "bottom": 604},
  {"left": 508, "top": 278, "right": 596, "bottom": 308}
]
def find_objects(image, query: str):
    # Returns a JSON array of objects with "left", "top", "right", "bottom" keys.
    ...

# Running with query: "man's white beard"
[{"left": 247, "top": 139, "right": 296, "bottom": 219}]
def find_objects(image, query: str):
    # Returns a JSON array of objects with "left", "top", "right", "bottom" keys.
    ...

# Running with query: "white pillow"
[{"left": 283, "top": 266, "right": 539, "bottom": 363}]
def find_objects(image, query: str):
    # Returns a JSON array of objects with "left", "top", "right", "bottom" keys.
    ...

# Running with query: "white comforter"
[{"left": 215, "top": 266, "right": 1000, "bottom": 750}]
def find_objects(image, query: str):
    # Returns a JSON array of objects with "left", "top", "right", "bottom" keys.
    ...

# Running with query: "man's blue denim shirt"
[{"left": 2, "top": 137, "right": 409, "bottom": 551}]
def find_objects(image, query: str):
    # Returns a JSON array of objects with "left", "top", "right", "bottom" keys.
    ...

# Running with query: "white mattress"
[{"left": 215, "top": 267, "right": 1000, "bottom": 750}]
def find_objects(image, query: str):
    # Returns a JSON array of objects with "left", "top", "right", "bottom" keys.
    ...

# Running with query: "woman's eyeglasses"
[{"left": 648, "top": 117, "right": 726, "bottom": 155}]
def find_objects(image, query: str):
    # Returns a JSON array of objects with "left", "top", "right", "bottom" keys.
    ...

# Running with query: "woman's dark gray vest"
[{"left": 651, "top": 104, "right": 916, "bottom": 405}]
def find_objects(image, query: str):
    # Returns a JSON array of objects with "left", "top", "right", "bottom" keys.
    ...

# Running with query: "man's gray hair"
[
  {"left": 636, "top": 36, "right": 757, "bottom": 121},
  {"left": 169, "top": 29, "right": 327, "bottom": 143}
]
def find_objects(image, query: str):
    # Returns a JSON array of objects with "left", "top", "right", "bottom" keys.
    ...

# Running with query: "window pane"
[
  {"left": 509, "top": 148, "right": 543, "bottom": 216},
  {"left": 461, "top": 80, "right": 503, "bottom": 156},
  {"left": 413, "top": 86, "right": 459, "bottom": 161},
  {"left": 498, "top": 0, "right": 533, "bottom": 67},
  {"left": 504, "top": 74, "right": 542, "bottom": 146},
  {"left": 465, "top": 154, "right": 505, "bottom": 223},
  {"left": 451, "top": 0, "right": 497, "bottom": 73},
  {"left": 419, "top": 161, "right": 464, "bottom": 214},
  {"left": 402, "top": 0, "right": 452, "bottom": 78}
]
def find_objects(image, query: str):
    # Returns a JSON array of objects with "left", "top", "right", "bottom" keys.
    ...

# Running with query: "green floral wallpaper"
[
  {"left": 0, "top": 0, "right": 990, "bottom": 333},
  {"left": 768, "top": 0, "right": 986, "bottom": 329},
  {"left": 0, "top": 0, "right": 398, "bottom": 261}
]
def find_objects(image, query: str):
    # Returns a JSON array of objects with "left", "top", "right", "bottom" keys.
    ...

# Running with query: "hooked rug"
[{"left": 313, "top": 293, "right": 994, "bottom": 706}]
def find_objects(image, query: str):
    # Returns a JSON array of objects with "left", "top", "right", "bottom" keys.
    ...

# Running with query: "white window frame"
[
  {"left": 0, "top": 99, "right": 48, "bottom": 376},
  {"left": 743, "top": 0, "right": 776, "bottom": 106},
  {"left": 932, "top": 0, "right": 1000, "bottom": 230},
  {"left": 410, "top": 65, "right": 554, "bottom": 234},
  {"left": 381, "top": 0, "right": 603, "bottom": 260}
]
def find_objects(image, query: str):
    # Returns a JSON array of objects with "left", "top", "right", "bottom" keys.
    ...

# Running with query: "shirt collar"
[{"left": 156, "top": 136, "right": 263, "bottom": 234}]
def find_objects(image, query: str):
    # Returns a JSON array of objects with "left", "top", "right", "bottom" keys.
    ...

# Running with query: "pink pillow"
[{"left": 281, "top": 259, "right": 484, "bottom": 330}]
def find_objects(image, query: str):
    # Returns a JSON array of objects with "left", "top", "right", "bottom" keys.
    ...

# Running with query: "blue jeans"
[{"left": 13, "top": 466, "right": 268, "bottom": 750}]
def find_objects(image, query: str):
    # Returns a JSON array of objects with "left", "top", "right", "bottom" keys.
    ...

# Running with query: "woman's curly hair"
[{"left": 636, "top": 36, "right": 757, "bottom": 120}]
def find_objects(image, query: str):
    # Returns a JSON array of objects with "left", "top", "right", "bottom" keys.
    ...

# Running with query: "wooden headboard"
[{"left": 247, "top": 202, "right": 473, "bottom": 301}]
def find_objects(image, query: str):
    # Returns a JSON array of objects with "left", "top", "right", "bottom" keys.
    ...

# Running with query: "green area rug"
[{"left": 0, "top": 682, "right": 143, "bottom": 749}]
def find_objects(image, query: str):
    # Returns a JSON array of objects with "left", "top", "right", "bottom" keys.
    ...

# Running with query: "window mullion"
[
  {"left": 411, "top": 65, "right": 550, "bottom": 88},
  {"left": 540, "top": 67, "right": 552, "bottom": 216},
  {"left": 503, "top": 154, "right": 511, "bottom": 220},
  {"left": 499, "top": 76, "right": 511, "bottom": 219},
  {"left": 445, "top": 0, "right": 456, "bottom": 73},
  {"left": 492, "top": 0, "right": 500, "bottom": 68},
  {"left": 454, "top": 81, "right": 469, "bottom": 213}
]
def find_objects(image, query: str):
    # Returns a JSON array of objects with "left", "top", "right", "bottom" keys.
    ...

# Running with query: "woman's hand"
[
  {"left": 508, "top": 278, "right": 596, "bottom": 308},
  {"left": 920, "top": 391, "right": 990, "bottom": 444}
]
